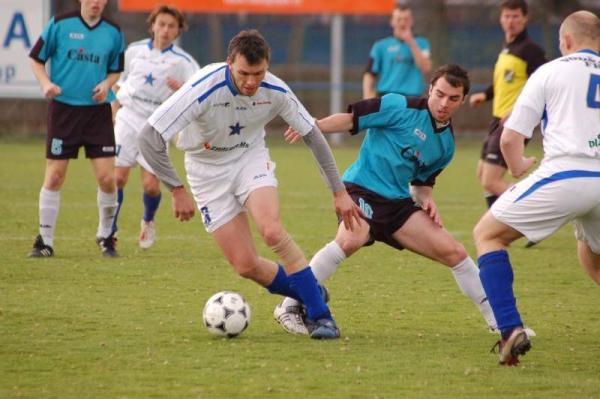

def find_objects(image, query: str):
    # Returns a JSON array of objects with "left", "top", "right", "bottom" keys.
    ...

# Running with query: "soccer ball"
[{"left": 202, "top": 291, "right": 251, "bottom": 337}]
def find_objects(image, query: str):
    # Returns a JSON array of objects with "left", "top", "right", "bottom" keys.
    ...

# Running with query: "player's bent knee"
[
  {"left": 438, "top": 240, "right": 467, "bottom": 266},
  {"left": 338, "top": 237, "right": 363, "bottom": 256},
  {"left": 97, "top": 174, "right": 116, "bottom": 191},
  {"left": 229, "top": 256, "right": 260, "bottom": 280},
  {"left": 259, "top": 224, "right": 286, "bottom": 247}
]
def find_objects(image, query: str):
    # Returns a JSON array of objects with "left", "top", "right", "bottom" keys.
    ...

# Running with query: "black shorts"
[
  {"left": 343, "top": 183, "right": 422, "bottom": 250},
  {"left": 46, "top": 100, "right": 115, "bottom": 159},
  {"left": 480, "top": 117, "right": 530, "bottom": 168},
  {"left": 480, "top": 117, "right": 506, "bottom": 167}
]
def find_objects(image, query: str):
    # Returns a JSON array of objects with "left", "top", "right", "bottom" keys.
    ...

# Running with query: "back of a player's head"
[
  {"left": 227, "top": 30, "right": 271, "bottom": 65},
  {"left": 146, "top": 5, "right": 188, "bottom": 36},
  {"left": 500, "top": 0, "right": 528, "bottom": 15},
  {"left": 430, "top": 64, "right": 470, "bottom": 96},
  {"left": 560, "top": 11, "right": 600, "bottom": 49}
]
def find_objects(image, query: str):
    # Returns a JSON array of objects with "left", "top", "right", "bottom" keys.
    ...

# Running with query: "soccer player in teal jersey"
[
  {"left": 28, "top": 0, "right": 125, "bottom": 258},
  {"left": 275, "top": 65, "right": 497, "bottom": 337},
  {"left": 363, "top": 5, "right": 432, "bottom": 99}
]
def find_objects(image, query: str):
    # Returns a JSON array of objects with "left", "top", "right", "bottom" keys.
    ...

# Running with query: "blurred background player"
[
  {"left": 473, "top": 11, "right": 600, "bottom": 366},
  {"left": 469, "top": 0, "right": 545, "bottom": 219},
  {"left": 28, "top": 0, "right": 125, "bottom": 258},
  {"left": 362, "top": 5, "right": 432, "bottom": 99},
  {"left": 276, "top": 65, "right": 497, "bottom": 336},
  {"left": 137, "top": 30, "right": 362, "bottom": 339},
  {"left": 111, "top": 5, "right": 199, "bottom": 250}
]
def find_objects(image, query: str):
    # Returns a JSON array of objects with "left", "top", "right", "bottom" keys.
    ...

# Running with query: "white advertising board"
[{"left": 0, "top": 0, "right": 50, "bottom": 98}]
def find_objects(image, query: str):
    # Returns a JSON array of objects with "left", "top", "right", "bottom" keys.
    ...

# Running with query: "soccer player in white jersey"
[
  {"left": 112, "top": 5, "right": 199, "bottom": 249},
  {"left": 137, "top": 30, "right": 362, "bottom": 339},
  {"left": 473, "top": 11, "right": 600, "bottom": 366}
]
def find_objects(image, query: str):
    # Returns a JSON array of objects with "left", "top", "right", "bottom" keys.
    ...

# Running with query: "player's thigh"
[
  {"left": 473, "top": 210, "right": 523, "bottom": 255},
  {"left": 212, "top": 213, "right": 259, "bottom": 265},
  {"left": 245, "top": 186, "right": 281, "bottom": 231},
  {"left": 392, "top": 210, "right": 465, "bottom": 266}
]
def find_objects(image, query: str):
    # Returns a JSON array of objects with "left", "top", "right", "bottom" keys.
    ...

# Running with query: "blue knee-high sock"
[
  {"left": 288, "top": 267, "right": 331, "bottom": 321},
  {"left": 478, "top": 250, "right": 523, "bottom": 336},
  {"left": 143, "top": 192, "right": 161, "bottom": 222},
  {"left": 266, "top": 265, "right": 301, "bottom": 301},
  {"left": 111, "top": 188, "right": 124, "bottom": 235}
]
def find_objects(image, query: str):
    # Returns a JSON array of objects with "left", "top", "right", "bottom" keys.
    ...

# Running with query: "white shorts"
[
  {"left": 114, "top": 107, "right": 155, "bottom": 172},
  {"left": 185, "top": 146, "right": 278, "bottom": 233},
  {"left": 491, "top": 159, "right": 600, "bottom": 253}
]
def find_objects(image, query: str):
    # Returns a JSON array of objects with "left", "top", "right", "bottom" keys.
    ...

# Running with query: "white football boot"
[
  {"left": 139, "top": 220, "right": 156, "bottom": 249},
  {"left": 273, "top": 302, "right": 309, "bottom": 335}
]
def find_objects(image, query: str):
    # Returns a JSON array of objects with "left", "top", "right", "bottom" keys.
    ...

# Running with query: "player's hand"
[
  {"left": 421, "top": 197, "right": 443, "bottom": 227},
  {"left": 92, "top": 81, "right": 110, "bottom": 103},
  {"left": 333, "top": 190, "right": 363, "bottom": 231},
  {"left": 42, "top": 82, "right": 62, "bottom": 99},
  {"left": 284, "top": 126, "right": 302, "bottom": 144},
  {"left": 510, "top": 156, "right": 537, "bottom": 178},
  {"left": 469, "top": 92, "right": 486, "bottom": 108},
  {"left": 397, "top": 27, "right": 414, "bottom": 43},
  {"left": 171, "top": 186, "right": 196, "bottom": 221},
  {"left": 166, "top": 77, "right": 183, "bottom": 91}
]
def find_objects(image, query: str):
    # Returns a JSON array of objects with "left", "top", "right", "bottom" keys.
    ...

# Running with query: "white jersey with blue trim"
[
  {"left": 148, "top": 62, "right": 315, "bottom": 165},
  {"left": 116, "top": 39, "right": 200, "bottom": 118},
  {"left": 504, "top": 49, "right": 600, "bottom": 165}
]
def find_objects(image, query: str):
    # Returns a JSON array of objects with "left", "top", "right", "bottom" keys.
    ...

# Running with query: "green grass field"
[{"left": 1, "top": 137, "right": 599, "bottom": 398}]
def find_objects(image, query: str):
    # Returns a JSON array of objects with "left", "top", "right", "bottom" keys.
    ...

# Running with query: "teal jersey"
[
  {"left": 30, "top": 11, "right": 125, "bottom": 106},
  {"left": 343, "top": 94, "right": 455, "bottom": 200},
  {"left": 367, "top": 36, "right": 430, "bottom": 96}
]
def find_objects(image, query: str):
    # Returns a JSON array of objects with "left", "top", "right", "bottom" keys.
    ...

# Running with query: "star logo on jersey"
[
  {"left": 144, "top": 73, "right": 156, "bottom": 86},
  {"left": 229, "top": 122, "right": 244, "bottom": 136}
]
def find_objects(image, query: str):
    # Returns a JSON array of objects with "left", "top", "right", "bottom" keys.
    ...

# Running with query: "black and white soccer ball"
[{"left": 202, "top": 291, "right": 251, "bottom": 337}]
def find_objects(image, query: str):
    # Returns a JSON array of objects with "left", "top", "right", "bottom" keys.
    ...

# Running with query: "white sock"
[
  {"left": 281, "top": 241, "right": 346, "bottom": 308},
  {"left": 451, "top": 256, "right": 497, "bottom": 330},
  {"left": 39, "top": 187, "right": 60, "bottom": 247},
  {"left": 310, "top": 240, "right": 346, "bottom": 281},
  {"left": 97, "top": 189, "right": 118, "bottom": 239}
]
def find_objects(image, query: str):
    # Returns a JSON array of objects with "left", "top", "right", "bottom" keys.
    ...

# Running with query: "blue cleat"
[{"left": 307, "top": 318, "right": 340, "bottom": 340}]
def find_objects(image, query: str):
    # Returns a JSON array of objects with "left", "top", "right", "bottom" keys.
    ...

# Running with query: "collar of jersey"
[
  {"left": 78, "top": 12, "right": 103, "bottom": 31},
  {"left": 507, "top": 28, "right": 528, "bottom": 47},
  {"left": 224, "top": 67, "right": 239, "bottom": 96},
  {"left": 578, "top": 49, "right": 599, "bottom": 56},
  {"left": 147, "top": 39, "right": 174, "bottom": 54}
]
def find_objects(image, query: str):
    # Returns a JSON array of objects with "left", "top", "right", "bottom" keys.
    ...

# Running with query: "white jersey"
[
  {"left": 505, "top": 49, "right": 600, "bottom": 165},
  {"left": 148, "top": 62, "right": 315, "bottom": 165},
  {"left": 116, "top": 39, "right": 200, "bottom": 118}
]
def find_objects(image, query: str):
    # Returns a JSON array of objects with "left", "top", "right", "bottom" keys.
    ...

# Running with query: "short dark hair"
[
  {"left": 430, "top": 64, "right": 470, "bottom": 96},
  {"left": 500, "top": 0, "right": 528, "bottom": 16},
  {"left": 227, "top": 29, "right": 271, "bottom": 64},
  {"left": 147, "top": 5, "right": 187, "bottom": 38}
]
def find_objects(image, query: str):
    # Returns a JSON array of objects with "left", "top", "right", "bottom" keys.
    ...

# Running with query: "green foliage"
[{"left": 1, "top": 138, "right": 598, "bottom": 398}]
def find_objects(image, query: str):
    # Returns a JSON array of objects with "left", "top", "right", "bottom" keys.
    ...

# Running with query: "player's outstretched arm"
[
  {"left": 284, "top": 113, "right": 353, "bottom": 143},
  {"left": 317, "top": 113, "right": 353, "bottom": 133},
  {"left": 301, "top": 124, "right": 362, "bottom": 230},
  {"left": 137, "top": 123, "right": 195, "bottom": 221},
  {"left": 500, "top": 127, "right": 536, "bottom": 178}
]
